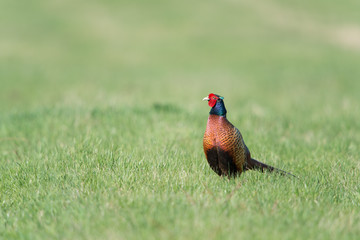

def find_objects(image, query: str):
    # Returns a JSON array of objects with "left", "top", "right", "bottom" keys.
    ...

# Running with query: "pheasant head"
[{"left": 203, "top": 93, "right": 227, "bottom": 116}]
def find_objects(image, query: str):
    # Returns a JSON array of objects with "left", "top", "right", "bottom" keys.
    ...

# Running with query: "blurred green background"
[
  {"left": 1, "top": 0, "right": 360, "bottom": 239},
  {"left": 1, "top": 0, "right": 359, "bottom": 111}
]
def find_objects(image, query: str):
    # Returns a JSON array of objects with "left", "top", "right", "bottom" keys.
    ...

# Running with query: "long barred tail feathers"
[{"left": 245, "top": 158, "right": 297, "bottom": 178}]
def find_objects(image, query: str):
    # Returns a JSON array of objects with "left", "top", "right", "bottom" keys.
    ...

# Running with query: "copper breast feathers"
[{"left": 203, "top": 115, "right": 247, "bottom": 176}]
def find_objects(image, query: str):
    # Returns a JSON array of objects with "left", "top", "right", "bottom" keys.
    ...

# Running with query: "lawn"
[{"left": 1, "top": 0, "right": 360, "bottom": 239}]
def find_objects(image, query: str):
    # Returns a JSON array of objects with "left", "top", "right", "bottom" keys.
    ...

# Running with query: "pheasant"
[{"left": 203, "top": 93, "right": 295, "bottom": 177}]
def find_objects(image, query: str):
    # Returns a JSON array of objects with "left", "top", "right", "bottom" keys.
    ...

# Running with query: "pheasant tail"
[{"left": 245, "top": 158, "right": 297, "bottom": 178}]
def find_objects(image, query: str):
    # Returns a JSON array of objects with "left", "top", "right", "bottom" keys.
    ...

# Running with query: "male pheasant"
[{"left": 203, "top": 93, "right": 294, "bottom": 177}]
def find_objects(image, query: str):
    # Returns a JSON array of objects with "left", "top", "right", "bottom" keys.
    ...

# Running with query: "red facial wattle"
[
  {"left": 208, "top": 98, "right": 217, "bottom": 107},
  {"left": 208, "top": 93, "right": 218, "bottom": 107}
]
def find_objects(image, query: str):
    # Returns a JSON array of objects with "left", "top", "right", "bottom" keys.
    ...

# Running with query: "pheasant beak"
[{"left": 202, "top": 96, "right": 210, "bottom": 101}]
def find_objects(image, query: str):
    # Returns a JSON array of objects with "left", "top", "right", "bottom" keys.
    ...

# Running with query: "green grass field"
[{"left": 1, "top": 0, "right": 360, "bottom": 239}]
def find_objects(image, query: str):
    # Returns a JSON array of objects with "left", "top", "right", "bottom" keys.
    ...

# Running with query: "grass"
[{"left": 1, "top": 0, "right": 360, "bottom": 239}]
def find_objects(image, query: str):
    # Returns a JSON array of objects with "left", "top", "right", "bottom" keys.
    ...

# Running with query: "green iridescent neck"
[{"left": 210, "top": 100, "right": 227, "bottom": 117}]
